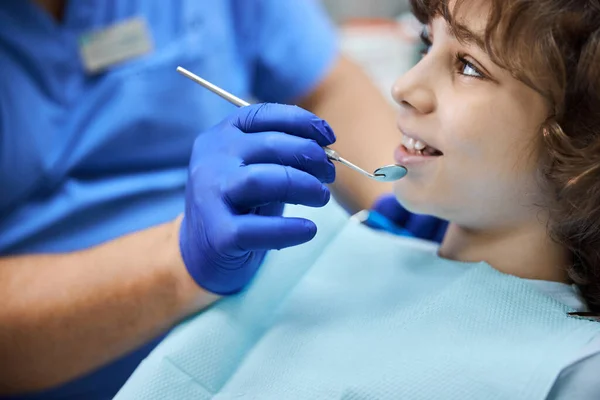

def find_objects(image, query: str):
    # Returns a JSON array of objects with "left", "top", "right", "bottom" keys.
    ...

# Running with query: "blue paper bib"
[{"left": 115, "top": 201, "right": 600, "bottom": 399}]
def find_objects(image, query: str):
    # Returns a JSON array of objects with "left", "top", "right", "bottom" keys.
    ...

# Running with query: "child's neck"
[{"left": 439, "top": 221, "right": 570, "bottom": 283}]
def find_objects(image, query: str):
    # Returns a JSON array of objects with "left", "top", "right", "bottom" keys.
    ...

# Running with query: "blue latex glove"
[
  {"left": 369, "top": 194, "right": 449, "bottom": 243},
  {"left": 179, "top": 104, "right": 336, "bottom": 295}
]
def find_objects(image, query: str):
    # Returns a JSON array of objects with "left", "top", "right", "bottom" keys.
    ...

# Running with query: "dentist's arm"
[
  {"left": 0, "top": 219, "right": 209, "bottom": 394},
  {"left": 0, "top": 104, "right": 335, "bottom": 394},
  {"left": 301, "top": 55, "right": 399, "bottom": 213}
]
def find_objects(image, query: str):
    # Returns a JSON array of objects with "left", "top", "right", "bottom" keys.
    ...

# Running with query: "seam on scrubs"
[
  {"left": 249, "top": 0, "right": 340, "bottom": 104},
  {"left": 288, "top": 46, "right": 341, "bottom": 104}
]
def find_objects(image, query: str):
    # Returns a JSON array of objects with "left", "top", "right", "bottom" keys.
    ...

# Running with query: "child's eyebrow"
[{"left": 445, "top": 22, "right": 487, "bottom": 53}]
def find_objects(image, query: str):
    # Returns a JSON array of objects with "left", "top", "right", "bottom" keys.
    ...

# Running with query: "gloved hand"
[
  {"left": 179, "top": 103, "right": 336, "bottom": 295},
  {"left": 369, "top": 194, "right": 449, "bottom": 243}
]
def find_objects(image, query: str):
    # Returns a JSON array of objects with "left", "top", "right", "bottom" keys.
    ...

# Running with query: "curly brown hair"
[{"left": 409, "top": 0, "right": 600, "bottom": 313}]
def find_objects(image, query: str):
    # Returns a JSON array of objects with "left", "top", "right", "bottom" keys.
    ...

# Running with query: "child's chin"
[
  {"left": 392, "top": 191, "right": 422, "bottom": 214},
  {"left": 393, "top": 186, "right": 438, "bottom": 217}
]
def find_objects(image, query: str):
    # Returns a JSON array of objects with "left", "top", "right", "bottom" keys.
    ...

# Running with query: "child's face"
[{"left": 392, "top": 12, "right": 551, "bottom": 230}]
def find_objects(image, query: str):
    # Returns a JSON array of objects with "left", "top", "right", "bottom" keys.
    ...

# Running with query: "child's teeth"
[{"left": 402, "top": 135, "right": 435, "bottom": 154}]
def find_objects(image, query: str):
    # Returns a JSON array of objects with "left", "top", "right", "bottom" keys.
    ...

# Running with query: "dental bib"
[{"left": 115, "top": 201, "right": 600, "bottom": 400}]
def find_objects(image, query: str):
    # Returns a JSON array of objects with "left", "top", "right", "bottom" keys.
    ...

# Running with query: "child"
[{"left": 115, "top": 0, "right": 600, "bottom": 398}]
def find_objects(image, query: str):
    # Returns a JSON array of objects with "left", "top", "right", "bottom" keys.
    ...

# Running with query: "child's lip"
[{"left": 394, "top": 144, "right": 442, "bottom": 166}]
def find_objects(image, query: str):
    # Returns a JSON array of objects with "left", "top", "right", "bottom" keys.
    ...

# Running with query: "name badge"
[{"left": 79, "top": 17, "right": 154, "bottom": 74}]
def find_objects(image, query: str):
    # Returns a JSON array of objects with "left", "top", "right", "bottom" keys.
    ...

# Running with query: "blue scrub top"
[{"left": 0, "top": 0, "right": 337, "bottom": 398}]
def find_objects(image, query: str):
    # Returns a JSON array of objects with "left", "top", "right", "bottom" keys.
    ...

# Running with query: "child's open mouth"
[
  {"left": 394, "top": 135, "right": 443, "bottom": 166},
  {"left": 401, "top": 135, "right": 443, "bottom": 156}
]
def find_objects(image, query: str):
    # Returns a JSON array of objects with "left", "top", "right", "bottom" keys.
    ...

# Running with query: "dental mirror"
[
  {"left": 176, "top": 66, "right": 408, "bottom": 182},
  {"left": 323, "top": 148, "right": 407, "bottom": 182},
  {"left": 373, "top": 165, "right": 409, "bottom": 182}
]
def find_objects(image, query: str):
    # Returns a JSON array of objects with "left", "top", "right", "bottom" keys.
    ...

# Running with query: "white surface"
[{"left": 322, "top": 0, "right": 410, "bottom": 22}]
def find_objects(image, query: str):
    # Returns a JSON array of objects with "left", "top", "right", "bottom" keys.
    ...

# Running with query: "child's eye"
[
  {"left": 456, "top": 54, "right": 484, "bottom": 79},
  {"left": 417, "top": 28, "right": 487, "bottom": 81},
  {"left": 419, "top": 29, "right": 432, "bottom": 57}
]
